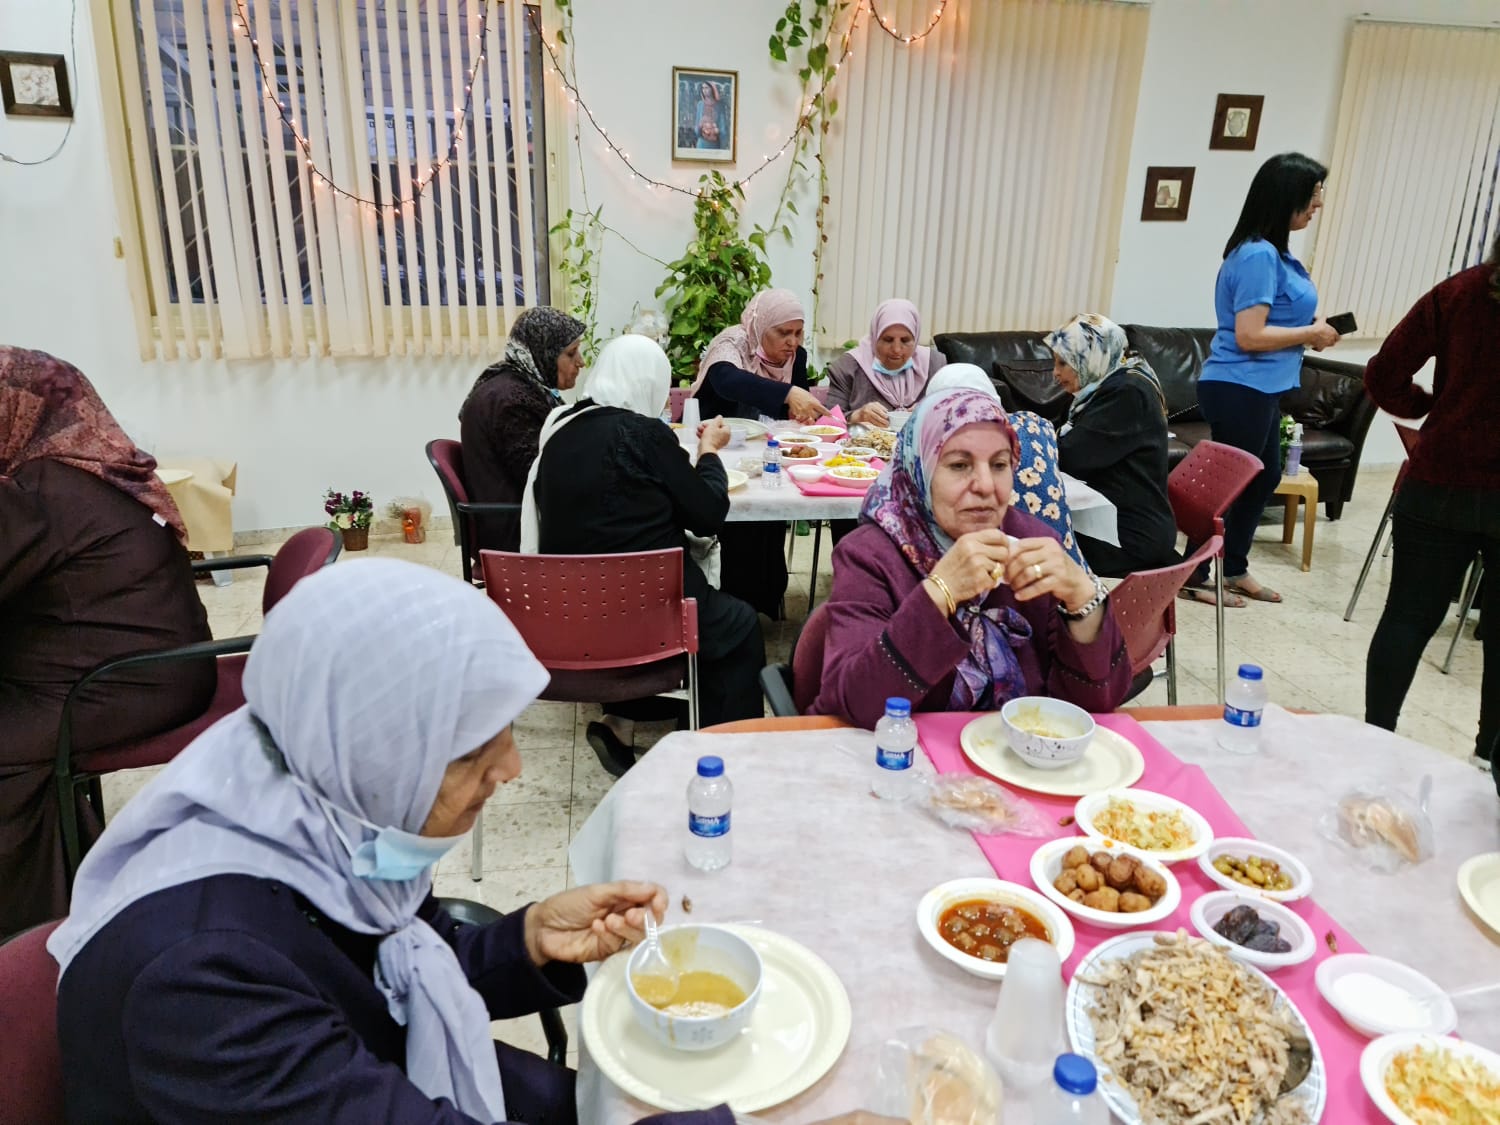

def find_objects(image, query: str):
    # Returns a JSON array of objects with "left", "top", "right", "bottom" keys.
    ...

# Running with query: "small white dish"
[
  {"left": 1360, "top": 1033, "right": 1500, "bottom": 1124},
  {"left": 1189, "top": 890, "right": 1316, "bottom": 972},
  {"left": 888, "top": 410, "right": 912, "bottom": 430},
  {"left": 1457, "top": 852, "right": 1500, "bottom": 937},
  {"left": 802, "top": 424, "right": 845, "bottom": 438},
  {"left": 786, "top": 465, "right": 826, "bottom": 484},
  {"left": 1028, "top": 837, "right": 1180, "bottom": 931},
  {"left": 827, "top": 465, "right": 879, "bottom": 490},
  {"left": 1316, "top": 954, "right": 1457, "bottom": 1039},
  {"left": 624, "top": 924, "right": 763, "bottom": 1052},
  {"left": 724, "top": 470, "right": 749, "bottom": 491},
  {"left": 839, "top": 445, "right": 878, "bottom": 461},
  {"left": 999, "top": 696, "right": 1095, "bottom": 770},
  {"left": 1073, "top": 788, "right": 1214, "bottom": 865},
  {"left": 1198, "top": 837, "right": 1313, "bottom": 903},
  {"left": 916, "top": 878, "right": 1075, "bottom": 980}
]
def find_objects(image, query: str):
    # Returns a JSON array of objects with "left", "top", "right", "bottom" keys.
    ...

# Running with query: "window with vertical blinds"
[
  {"left": 102, "top": 1, "right": 549, "bottom": 360},
  {"left": 819, "top": 0, "right": 1149, "bottom": 344},
  {"left": 1312, "top": 21, "right": 1500, "bottom": 339}
]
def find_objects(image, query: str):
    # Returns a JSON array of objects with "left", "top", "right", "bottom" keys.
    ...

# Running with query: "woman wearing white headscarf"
[
  {"left": 824, "top": 298, "right": 947, "bottom": 428},
  {"left": 48, "top": 559, "right": 692, "bottom": 1124},
  {"left": 692, "top": 287, "right": 823, "bottom": 425},
  {"left": 530, "top": 336, "right": 765, "bottom": 771}
]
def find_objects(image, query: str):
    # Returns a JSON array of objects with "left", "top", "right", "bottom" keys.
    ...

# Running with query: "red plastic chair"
[
  {"left": 668, "top": 387, "right": 692, "bottom": 423},
  {"left": 0, "top": 919, "right": 64, "bottom": 1123},
  {"left": 54, "top": 528, "right": 341, "bottom": 876},
  {"left": 426, "top": 438, "right": 522, "bottom": 584},
  {"left": 759, "top": 602, "right": 832, "bottom": 716},
  {"left": 1166, "top": 440, "right": 1264, "bottom": 700},
  {"left": 479, "top": 548, "right": 701, "bottom": 726},
  {"left": 1109, "top": 537, "right": 1223, "bottom": 704},
  {"left": 1344, "top": 422, "right": 1420, "bottom": 621}
]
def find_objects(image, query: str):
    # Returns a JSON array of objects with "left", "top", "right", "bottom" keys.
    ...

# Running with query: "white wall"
[{"left": 3, "top": 0, "right": 1494, "bottom": 530}]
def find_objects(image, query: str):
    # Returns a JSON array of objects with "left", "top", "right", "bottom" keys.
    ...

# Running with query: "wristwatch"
[{"left": 1058, "top": 575, "right": 1109, "bottom": 621}]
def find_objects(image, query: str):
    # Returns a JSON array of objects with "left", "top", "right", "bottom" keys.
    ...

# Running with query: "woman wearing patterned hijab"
[
  {"left": 824, "top": 297, "right": 947, "bottom": 428},
  {"left": 1045, "top": 313, "right": 1179, "bottom": 578},
  {"left": 813, "top": 390, "right": 1131, "bottom": 728},
  {"left": 459, "top": 307, "right": 586, "bottom": 551}
]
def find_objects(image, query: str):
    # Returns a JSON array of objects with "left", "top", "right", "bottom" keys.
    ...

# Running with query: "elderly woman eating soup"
[
  {"left": 824, "top": 297, "right": 947, "bottom": 429},
  {"left": 813, "top": 391, "right": 1131, "bottom": 729},
  {"left": 48, "top": 559, "right": 746, "bottom": 1125}
]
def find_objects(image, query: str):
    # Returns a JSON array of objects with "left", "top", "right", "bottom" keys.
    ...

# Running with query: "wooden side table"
[{"left": 1275, "top": 468, "right": 1318, "bottom": 571}]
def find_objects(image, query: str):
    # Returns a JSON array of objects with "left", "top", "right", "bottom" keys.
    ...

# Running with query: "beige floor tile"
[
  {"left": 515, "top": 701, "right": 579, "bottom": 752},
  {"left": 492, "top": 750, "right": 574, "bottom": 806}
]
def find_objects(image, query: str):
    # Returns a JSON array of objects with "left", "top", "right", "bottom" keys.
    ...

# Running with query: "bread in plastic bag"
[
  {"left": 920, "top": 774, "right": 1047, "bottom": 837},
  {"left": 1319, "top": 783, "right": 1433, "bottom": 873},
  {"left": 870, "top": 1028, "right": 1003, "bottom": 1125}
]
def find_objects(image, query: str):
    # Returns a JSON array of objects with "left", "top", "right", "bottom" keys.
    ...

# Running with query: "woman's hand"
[
  {"left": 522, "top": 880, "right": 668, "bottom": 966},
  {"left": 698, "top": 416, "right": 730, "bottom": 455},
  {"left": 1005, "top": 537, "right": 1094, "bottom": 609},
  {"left": 785, "top": 386, "right": 825, "bottom": 424},
  {"left": 925, "top": 530, "right": 1014, "bottom": 613},
  {"left": 850, "top": 402, "right": 890, "bottom": 428},
  {"left": 1307, "top": 317, "right": 1340, "bottom": 351}
]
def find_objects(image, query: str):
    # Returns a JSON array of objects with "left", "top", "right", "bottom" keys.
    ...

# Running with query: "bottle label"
[
  {"left": 876, "top": 746, "right": 914, "bottom": 771},
  {"left": 1224, "top": 705, "right": 1262, "bottom": 729},
  {"left": 689, "top": 811, "right": 731, "bottom": 838},
  {"left": 764, "top": 461, "right": 779, "bottom": 473}
]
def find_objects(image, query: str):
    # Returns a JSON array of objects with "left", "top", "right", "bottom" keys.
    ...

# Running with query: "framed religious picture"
[
  {"left": 1141, "top": 166, "right": 1195, "bottom": 222},
  {"left": 672, "top": 67, "right": 737, "bottom": 163},
  {"left": 1209, "top": 93, "right": 1264, "bottom": 152},
  {"left": 0, "top": 51, "right": 72, "bottom": 119}
]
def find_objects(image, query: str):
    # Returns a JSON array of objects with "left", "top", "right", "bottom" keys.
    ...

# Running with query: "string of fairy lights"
[{"left": 869, "top": 0, "right": 951, "bottom": 44}]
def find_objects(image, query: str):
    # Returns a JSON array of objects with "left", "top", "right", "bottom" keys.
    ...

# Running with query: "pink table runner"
[
  {"left": 789, "top": 458, "right": 885, "bottom": 498},
  {"left": 916, "top": 710, "right": 1379, "bottom": 1121}
]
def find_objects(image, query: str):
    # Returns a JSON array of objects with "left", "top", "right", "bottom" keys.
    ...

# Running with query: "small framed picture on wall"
[
  {"left": 1209, "top": 93, "right": 1264, "bottom": 151},
  {"left": 1142, "top": 166, "right": 1195, "bottom": 222},
  {"left": 672, "top": 67, "right": 737, "bottom": 163},
  {"left": 0, "top": 51, "right": 72, "bottom": 119}
]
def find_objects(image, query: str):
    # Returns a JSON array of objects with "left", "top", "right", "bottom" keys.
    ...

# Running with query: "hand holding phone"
[{"left": 1326, "top": 311, "right": 1358, "bottom": 336}]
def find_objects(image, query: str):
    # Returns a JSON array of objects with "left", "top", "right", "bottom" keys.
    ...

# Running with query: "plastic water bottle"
[
  {"left": 685, "top": 756, "right": 733, "bottom": 871},
  {"left": 761, "top": 438, "right": 782, "bottom": 489},
  {"left": 1285, "top": 422, "right": 1304, "bottom": 476},
  {"left": 872, "top": 697, "right": 917, "bottom": 800},
  {"left": 1036, "top": 1054, "right": 1109, "bottom": 1124},
  {"left": 1217, "top": 663, "right": 1268, "bottom": 754}
]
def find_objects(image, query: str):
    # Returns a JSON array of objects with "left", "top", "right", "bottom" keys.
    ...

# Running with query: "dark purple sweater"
[{"left": 812, "top": 509, "right": 1131, "bottom": 728}]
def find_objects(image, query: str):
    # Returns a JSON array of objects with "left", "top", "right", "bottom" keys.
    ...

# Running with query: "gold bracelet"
[{"left": 927, "top": 574, "right": 957, "bottom": 617}]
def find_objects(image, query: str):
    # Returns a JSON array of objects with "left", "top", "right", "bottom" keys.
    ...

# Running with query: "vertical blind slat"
[
  {"left": 505, "top": 0, "right": 539, "bottom": 304},
  {"left": 252, "top": 0, "right": 308, "bottom": 356}
]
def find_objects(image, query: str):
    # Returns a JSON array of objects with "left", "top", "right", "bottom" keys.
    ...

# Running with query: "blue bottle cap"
[
  {"left": 1053, "top": 1052, "right": 1097, "bottom": 1095},
  {"left": 884, "top": 697, "right": 912, "bottom": 717},
  {"left": 696, "top": 756, "right": 724, "bottom": 778},
  {"left": 765, "top": 437, "right": 779, "bottom": 447},
  {"left": 1238, "top": 663, "right": 1264, "bottom": 680}
]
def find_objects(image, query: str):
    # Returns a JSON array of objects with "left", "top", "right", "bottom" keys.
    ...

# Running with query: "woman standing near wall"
[{"left": 1190, "top": 153, "right": 1341, "bottom": 605}]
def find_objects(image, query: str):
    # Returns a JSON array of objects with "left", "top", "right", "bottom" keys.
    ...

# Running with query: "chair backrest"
[
  {"left": 1166, "top": 440, "right": 1264, "bottom": 544},
  {"left": 479, "top": 549, "right": 698, "bottom": 670},
  {"left": 1108, "top": 537, "right": 1222, "bottom": 674},
  {"left": 791, "top": 602, "right": 833, "bottom": 714},
  {"left": 1394, "top": 421, "right": 1421, "bottom": 459},
  {"left": 668, "top": 387, "right": 691, "bottom": 423},
  {"left": 263, "top": 527, "right": 341, "bottom": 614},
  {"left": 427, "top": 438, "right": 478, "bottom": 581},
  {"left": 0, "top": 919, "right": 65, "bottom": 1124}
]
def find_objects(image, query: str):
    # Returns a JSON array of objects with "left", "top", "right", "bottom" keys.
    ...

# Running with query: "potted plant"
[{"left": 324, "top": 488, "right": 374, "bottom": 551}]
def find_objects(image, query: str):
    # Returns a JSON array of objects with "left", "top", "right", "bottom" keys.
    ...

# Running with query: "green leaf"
[
  {"left": 769, "top": 36, "right": 787, "bottom": 62},
  {"left": 786, "top": 200, "right": 798, "bottom": 215},
  {"left": 798, "top": 66, "right": 811, "bottom": 82},
  {"left": 828, "top": 99, "right": 838, "bottom": 117},
  {"left": 556, "top": 25, "right": 567, "bottom": 44},
  {"left": 807, "top": 43, "right": 827, "bottom": 70}
]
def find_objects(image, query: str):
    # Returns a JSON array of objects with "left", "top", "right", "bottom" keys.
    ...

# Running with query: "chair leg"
[
  {"left": 470, "top": 813, "right": 484, "bottom": 882},
  {"left": 1345, "top": 488, "right": 1398, "bottom": 621},
  {"left": 1214, "top": 560, "right": 1227, "bottom": 704},
  {"left": 539, "top": 1006, "right": 568, "bottom": 1067},
  {"left": 1166, "top": 637, "right": 1179, "bottom": 706},
  {"left": 1442, "top": 562, "right": 1484, "bottom": 675},
  {"left": 808, "top": 523, "right": 824, "bottom": 613},
  {"left": 687, "top": 653, "right": 701, "bottom": 730}
]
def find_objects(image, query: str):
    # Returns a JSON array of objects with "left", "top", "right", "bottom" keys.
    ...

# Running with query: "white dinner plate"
[
  {"left": 959, "top": 714, "right": 1144, "bottom": 797},
  {"left": 916, "top": 877, "right": 1075, "bottom": 979},
  {"left": 580, "top": 924, "right": 851, "bottom": 1112},
  {"left": 725, "top": 469, "right": 749, "bottom": 491},
  {"left": 1360, "top": 1033, "right": 1500, "bottom": 1124},
  {"left": 1457, "top": 852, "right": 1500, "bottom": 937},
  {"left": 1073, "top": 788, "right": 1214, "bottom": 864},
  {"left": 1067, "top": 931, "right": 1327, "bottom": 1125},
  {"left": 734, "top": 419, "right": 771, "bottom": 439}
]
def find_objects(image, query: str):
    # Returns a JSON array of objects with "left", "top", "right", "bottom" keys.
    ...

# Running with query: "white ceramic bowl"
[
  {"left": 786, "top": 464, "right": 826, "bottom": 484},
  {"left": 1028, "top": 837, "right": 1181, "bottom": 931},
  {"left": 888, "top": 410, "right": 912, "bottom": 431},
  {"left": 1073, "top": 788, "right": 1214, "bottom": 864},
  {"left": 779, "top": 443, "right": 822, "bottom": 463},
  {"left": 1198, "top": 837, "right": 1313, "bottom": 902},
  {"left": 1188, "top": 890, "right": 1316, "bottom": 972},
  {"left": 1360, "top": 1033, "right": 1500, "bottom": 1124},
  {"left": 803, "top": 424, "right": 846, "bottom": 438},
  {"left": 999, "top": 697, "right": 1095, "bottom": 770},
  {"left": 827, "top": 465, "right": 880, "bottom": 490},
  {"left": 625, "top": 924, "right": 764, "bottom": 1052},
  {"left": 840, "top": 445, "right": 878, "bottom": 461},
  {"left": 916, "top": 878, "right": 1075, "bottom": 980},
  {"left": 1315, "top": 953, "right": 1457, "bottom": 1039}
]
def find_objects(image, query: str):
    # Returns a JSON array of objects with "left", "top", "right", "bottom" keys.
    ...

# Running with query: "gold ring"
[
  {"left": 990, "top": 565, "right": 1005, "bottom": 583},
  {"left": 1031, "top": 563, "right": 1043, "bottom": 581}
]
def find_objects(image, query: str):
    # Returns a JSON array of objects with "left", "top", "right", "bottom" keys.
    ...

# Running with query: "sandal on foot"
[
  {"left": 1224, "top": 575, "right": 1282, "bottom": 603},
  {"left": 586, "top": 721, "right": 636, "bottom": 778},
  {"left": 1178, "top": 584, "right": 1245, "bottom": 608}
]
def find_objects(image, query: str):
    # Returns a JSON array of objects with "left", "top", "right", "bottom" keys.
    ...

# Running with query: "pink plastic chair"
[
  {"left": 0, "top": 920, "right": 64, "bottom": 1122},
  {"left": 1166, "top": 440, "right": 1264, "bottom": 700},
  {"left": 759, "top": 601, "right": 832, "bottom": 716},
  {"left": 668, "top": 387, "right": 692, "bottom": 423},
  {"left": 1344, "top": 423, "right": 1420, "bottom": 621},
  {"left": 426, "top": 439, "right": 521, "bottom": 585},
  {"left": 478, "top": 548, "right": 701, "bottom": 726},
  {"left": 1109, "top": 537, "right": 1223, "bottom": 704}
]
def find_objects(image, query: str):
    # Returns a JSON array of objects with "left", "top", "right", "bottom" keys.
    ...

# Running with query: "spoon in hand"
[{"left": 629, "top": 911, "right": 680, "bottom": 1007}]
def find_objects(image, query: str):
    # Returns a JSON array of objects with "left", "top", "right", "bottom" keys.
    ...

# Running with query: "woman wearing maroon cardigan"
[
  {"left": 813, "top": 390, "right": 1131, "bottom": 729},
  {"left": 1364, "top": 229, "right": 1500, "bottom": 783}
]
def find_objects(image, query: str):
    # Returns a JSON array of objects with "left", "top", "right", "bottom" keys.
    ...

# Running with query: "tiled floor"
[{"left": 99, "top": 465, "right": 1487, "bottom": 1059}]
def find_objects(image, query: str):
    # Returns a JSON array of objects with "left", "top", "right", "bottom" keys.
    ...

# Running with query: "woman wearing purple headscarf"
[
  {"left": 813, "top": 391, "right": 1131, "bottom": 729},
  {"left": 824, "top": 298, "right": 947, "bottom": 429},
  {"left": 692, "top": 288, "right": 824, "bottom": 425}
]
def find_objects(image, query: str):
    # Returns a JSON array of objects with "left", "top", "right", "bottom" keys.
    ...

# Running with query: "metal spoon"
[
  {"left": 1280, "top": 1033, "right": 1313, "bottom": 1094},
  {"left": 629, "top": 911, "right": 679, "bottom": 1007}
]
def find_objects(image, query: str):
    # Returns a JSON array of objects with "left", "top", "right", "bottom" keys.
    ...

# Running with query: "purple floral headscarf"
[{"left": 861, "top": 390, "right": 1033, "bottom": 711}]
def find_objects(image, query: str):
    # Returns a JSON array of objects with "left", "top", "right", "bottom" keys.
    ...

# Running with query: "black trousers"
[
  {"left": 1195, "top": 379, "right": 1284, "bottom": 579},
  {"left": 1365, "top": 479, "right": 1499, "bottom": 774}
]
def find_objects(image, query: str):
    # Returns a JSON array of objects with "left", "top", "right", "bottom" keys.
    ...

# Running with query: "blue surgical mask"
[
  {"left": 305, "top": 782, "right": 467, "bottom": 882},
  {"left": 872, "top": 358, "right": 915, "bottom": 377}
]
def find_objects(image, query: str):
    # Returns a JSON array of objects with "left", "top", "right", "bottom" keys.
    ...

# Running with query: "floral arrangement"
[
  {"left": 324, "top": 488, "right": 374, "bottom": 531},
  {"left": 1279, "top": 414, "right": 1297, "bottom": 469}
]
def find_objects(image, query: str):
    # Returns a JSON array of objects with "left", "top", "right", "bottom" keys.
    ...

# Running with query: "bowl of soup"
[
  {"left": 624, "top": 924, "right": 763, "bottom": 1051},
  {"left": 916, "top": 878, "right": 1074, "bottom": 979},
  {"left": 999, "top": 696, "right": 1095, "bottom": 770}
]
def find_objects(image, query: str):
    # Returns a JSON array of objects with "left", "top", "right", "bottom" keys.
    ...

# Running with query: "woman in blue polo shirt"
[{"left": 1189, "top": 152, "right": 1341, "bottom": 605}]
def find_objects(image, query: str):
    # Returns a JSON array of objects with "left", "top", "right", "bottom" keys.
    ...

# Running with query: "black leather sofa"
[{"left": 933, "top": 325, "right": 1377, "bottom": 520}]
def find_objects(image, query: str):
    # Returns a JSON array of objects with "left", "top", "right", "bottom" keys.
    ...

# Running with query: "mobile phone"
[{"left": 1326, "top": 311, "right": 1358, "bottom": 335}]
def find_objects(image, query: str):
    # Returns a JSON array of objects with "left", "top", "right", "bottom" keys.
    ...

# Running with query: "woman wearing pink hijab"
[
  {"left": 692, "top": 288, "right": 824, "bottom": 425},
  {"left": 825, "top": 298, "right": 947, "bottom": 428}
]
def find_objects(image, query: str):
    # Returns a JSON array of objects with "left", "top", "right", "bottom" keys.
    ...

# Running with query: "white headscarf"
[
  {"left": 50, "top": 559, "right": 549, "bottom": 1122},
  {"left": 924, "top": 362, "right": 1002, "bottom": 401}
]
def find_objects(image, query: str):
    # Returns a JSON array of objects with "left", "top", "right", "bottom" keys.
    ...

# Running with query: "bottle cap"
[
  {"left": 696, "top": 755, "right": 724, "bottom": 778},
  {"left": 765, "top": 437, "right": 779, "bottom": 447},
  {"left": 1237, "top": 663, "right": 1264, "bottom": 680},
  {"left": 884, "top": 697, "right": 912, "bottom": 717},
  {"left": 1053, "top": 1053, "right": 1098, "bottom": 1095}
]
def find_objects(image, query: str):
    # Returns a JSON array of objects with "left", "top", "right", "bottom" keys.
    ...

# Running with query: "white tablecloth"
[{"left": 570, "top": 707, "right": 1500, "bottom": 1123}]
